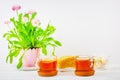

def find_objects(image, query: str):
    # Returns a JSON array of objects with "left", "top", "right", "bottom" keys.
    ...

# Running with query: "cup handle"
[{"left": 90, "top": 59, "right": 94, "bottom": 68}]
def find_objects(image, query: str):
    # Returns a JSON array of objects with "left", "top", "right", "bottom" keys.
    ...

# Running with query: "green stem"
[
  {"left": 52, "top": 46, "right": 55, "bottom": 56},
  {"left": 7, "top": 24, "right": 12, "bottom": 30},
  {"left": 16, "top": 10, "right": 19, "bottom": 17},
  {"left": 22, "top": 49, "right": 28, "bottom": 57}
]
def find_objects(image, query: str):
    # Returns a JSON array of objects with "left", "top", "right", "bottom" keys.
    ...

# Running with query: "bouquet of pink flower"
[{"left": 3, "top": 5, "right": 62, "bottom": 69}]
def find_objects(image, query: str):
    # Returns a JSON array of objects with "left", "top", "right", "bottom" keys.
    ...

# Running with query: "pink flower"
[
  {"left": 4, "top": 21, "right": 10, "bottom": 24},
  {"left": 32, "top": 19, "right": 41, "bottom": 26},
  {"left": 12, "top": 5, "right": 21, "bottom": 11},
  {"left": 23, "top": 17, "right": 29, "bottom": 23},
  {"left": 27, "top": 10, "right": 34, "bottom": 14}
]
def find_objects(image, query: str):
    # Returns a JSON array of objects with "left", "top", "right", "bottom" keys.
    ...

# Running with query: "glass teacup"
[
  {"left": 37, "top": 55, "right": 57, "bottom": 77},
  {"left": 75, "top": 55, "right": 95, "bottom": 76}
]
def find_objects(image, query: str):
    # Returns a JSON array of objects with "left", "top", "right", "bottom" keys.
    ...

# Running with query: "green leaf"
[
  {"left": 30, "top": 12, "right": 37, "bottom": 21},
  {"left": 18, "top": 13, "right": 22, "bottom": 22},
  {"left": 17, "top": 56, "right": 23, "bottom": 69},
  {"left": 17, "top": 60, "right": 22, "bottom": 69},
  {"left": 42, "top": 46, "right": 47, "bottom": 55},
  {"left": 43, "top": 37, "right": 54, "bottom": 42},
  {"left": 52, "top": 47, "right": 55, "bottom": 56},
  {"left": 24, "top": 13, "right": 29, "bottom": 18},
  {"left": 54, "top": 40, "right": 62, "bottom": 46},
  {"left": 10, "top": 17, "right": 18, "bottom": 28},
  {"left": 43, "top": 24, "right": 56, "bottom": 37},
  {"left": 34, "top": 40, "right": 42, "bottom": 48},
  {"left": 13, "top": 49, "right": 21, "bottom": 57},
  {"left": 6, "top": 55, "right": 9, "bottom": 63},
  {"left": 8, "top": 40, "right": 13, "bottom": 45},
  {"left": 52, "top": 52, "right": 55, "bottom": 56},
  {"left": 8, "top": 45, "right": 11, "bottom": 49},
  {"left": 6, "top": 50, "right": 15, "bottom": 64},
  {"left": 3, "top": 32, "right": 9, "bottom": 38},
  {"left": 10, "top": 56, "right": 13, "bottom": 64},
  {"left": 47, "top": 43, "right": 57, "bottom": 47},
  {"left": 35, "top": 27, "right": 44, "bottom": 36},
  {"left": 10, "top": 17, "right": 15, "bottom": 22},
  {"left": 6, "top": 49, "right": 21, "bottom": 64}
]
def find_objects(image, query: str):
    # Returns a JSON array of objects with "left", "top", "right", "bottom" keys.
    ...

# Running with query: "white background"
[
  {"left": 1, "top": 0, "right": 120, "bottom": 65},
  {"left": 0, "top": 0, "right": 120, "bottom": 75}
]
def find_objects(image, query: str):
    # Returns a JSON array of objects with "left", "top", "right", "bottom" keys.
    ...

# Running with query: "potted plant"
[{"left": 3, "top": 5, "right": 62, "bottom": 69}]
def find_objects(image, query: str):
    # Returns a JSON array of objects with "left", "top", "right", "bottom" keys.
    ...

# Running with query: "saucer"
[{"left": 20, "top": 66, "right": 38, "bottom": 71}]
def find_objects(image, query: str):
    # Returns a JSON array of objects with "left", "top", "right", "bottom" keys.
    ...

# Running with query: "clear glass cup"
[
  {"left": 75, "top": 55, "right": 95, "bottom": 76},
  {"left": 37, "top": 55, "right": 57, "bottom": 77},
  {"left": 94, "top": 56, "right": 108, "bottom": 69}
]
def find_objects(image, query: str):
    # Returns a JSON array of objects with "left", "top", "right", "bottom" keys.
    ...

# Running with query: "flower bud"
[
  {"left": 32, "top": 19, "right": 41, "bottom": 26},
  {"left": 23, "top": 17, "right": 29, "bottom": 23},
  {"left": 12, "top": 5, "right": 21, "bottom": 11},
  {"left": 4, "top": 21, "right": 10, "bottom": 24}
]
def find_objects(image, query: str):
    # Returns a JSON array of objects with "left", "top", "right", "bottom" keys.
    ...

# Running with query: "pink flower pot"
[{"left": 22, "top": 48, "right": 39, "bottom": 67}]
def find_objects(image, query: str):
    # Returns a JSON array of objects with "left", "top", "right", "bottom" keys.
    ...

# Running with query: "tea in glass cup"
[
  {"left": 75, "top": 55, "right": 95, "bottom": 76},
  {"left": 37, "top": 56, "right": 57, "bottom": 77}
]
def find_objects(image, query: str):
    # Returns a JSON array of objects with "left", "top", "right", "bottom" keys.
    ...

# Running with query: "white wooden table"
[{"left": 0, "top": 64, "right": 120, "bottom": 80}]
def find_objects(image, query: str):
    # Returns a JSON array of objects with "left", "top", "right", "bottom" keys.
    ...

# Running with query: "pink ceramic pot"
[{"left": 22, "top": 48, "right": 40, "bottom": 67}]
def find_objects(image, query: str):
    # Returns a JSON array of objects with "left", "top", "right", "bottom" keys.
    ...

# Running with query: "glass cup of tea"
[
  {"left": 37, "top": 55, "right": 57, "bottom": 77},
  {"left": 75, "top": 55, "right": 95, "bottom": 76}
]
